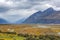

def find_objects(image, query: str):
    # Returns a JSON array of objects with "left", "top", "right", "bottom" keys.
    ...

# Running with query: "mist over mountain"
[{"left": 0, "top": 18, "right": 8, "bottom": 24}]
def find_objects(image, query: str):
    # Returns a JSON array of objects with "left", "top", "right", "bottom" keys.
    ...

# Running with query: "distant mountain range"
[
  {"left": 0, "top": 7, "right": 60, "bottom": 24},
  {"left": 23, "top": 7, "right": 60, "bottom": 24},
  {"left": 0, "top": 18, "right": 8, "bottom": 24}
]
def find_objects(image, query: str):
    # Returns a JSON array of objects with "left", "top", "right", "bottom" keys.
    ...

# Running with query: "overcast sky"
[{"left": 0, "top": 0, "right": 60, "bottom": 23}]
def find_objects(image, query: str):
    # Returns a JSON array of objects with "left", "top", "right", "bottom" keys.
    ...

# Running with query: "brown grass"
[{"left": 0, "top": 24, "right": 60, "bottom": 35}]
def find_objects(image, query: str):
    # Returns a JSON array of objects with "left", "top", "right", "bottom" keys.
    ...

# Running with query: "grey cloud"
[
  {"left": 14, "top": 3, "right": 33, "bottom": 9},
  {"left": 0, "top": 6, "right": 10, "bottom": 13},
  {"left": 28, "top": 0, "right": 45, "bottom": 2},
  {"left": 28, "top": 0, "right": 51, "bottom": 3},
  {"left": 4, "top": 0, "right": 60, "bottom": 10},
  {"left": 0, "top": 0, "right": 59, "bottom": 13},
  {"left": 51, "top": 0, "right": 60, "bottom": 7},
  {"left": 11, "top": 0, "right": 21, "bottom": 1},
  {"left": 5, "top": 0, "right": 49, "bottom": 10}
]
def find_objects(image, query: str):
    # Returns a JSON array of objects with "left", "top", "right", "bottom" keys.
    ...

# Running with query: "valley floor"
[{"left": 0, "top": 24, "right": 60, "bottom": 40}]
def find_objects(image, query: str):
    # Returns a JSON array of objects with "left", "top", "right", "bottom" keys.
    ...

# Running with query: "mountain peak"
[
  {"left": 46, "top": 7, "right": 54, "bottom": 10},
  {"left": 44, "top": 7, "right": 55, "bottom": 12}
]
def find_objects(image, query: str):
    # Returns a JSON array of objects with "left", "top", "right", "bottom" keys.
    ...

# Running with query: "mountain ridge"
[
  {"left": 23, "top": 7, "right": 60, "bottom": 24},
  {"left": 0, "top": 18, "right": 8, "bottom": 24}
]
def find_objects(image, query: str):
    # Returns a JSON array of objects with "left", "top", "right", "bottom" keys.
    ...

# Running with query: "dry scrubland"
[
  {"left": 0, "top": 24, "right": 60, "bottom": 40},
  {"left": 0, "top": 24, "right": 60, "bottom": 35}
]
